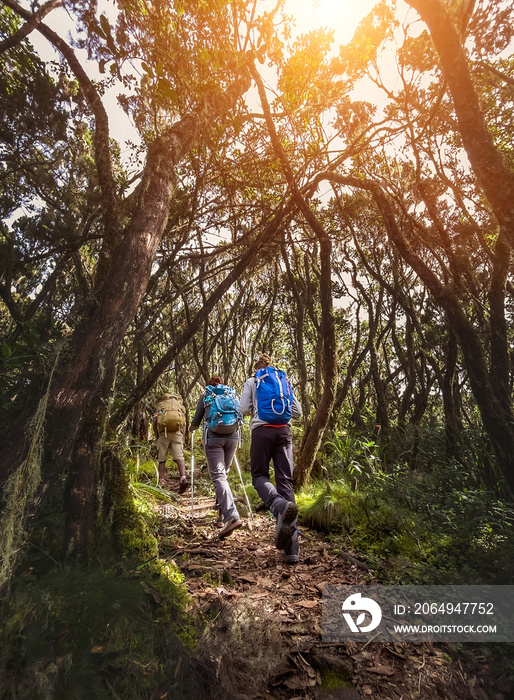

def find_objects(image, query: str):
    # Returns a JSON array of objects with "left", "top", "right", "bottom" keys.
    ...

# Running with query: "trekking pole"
[
  {"left": 233, "top": 452, "right": 254, "bottom": 531},
  {"left": 190, "top": 431, "right": 195, "bottom": 518}
]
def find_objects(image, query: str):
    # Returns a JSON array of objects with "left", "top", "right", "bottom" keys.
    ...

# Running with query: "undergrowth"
[
  {"left": 298, "top": 428, "right": 514, "bottom": 585},
  {"left": 0, "top": 448, "right": 208, "bottom": 700}
]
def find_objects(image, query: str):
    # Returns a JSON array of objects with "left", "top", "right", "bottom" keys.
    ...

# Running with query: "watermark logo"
[
  {"left": 325, "top": 585, "right": 514, "bottom": 642},
  {"left": 341, "top": 592, "right": 383, "bottom": 633}
]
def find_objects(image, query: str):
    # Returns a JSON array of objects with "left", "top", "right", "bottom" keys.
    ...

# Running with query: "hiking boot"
[
  {"left": 179, "top": 478, "right": 190, "bottom": 494},
  {"left": 285, "top": 542, "right": 300, "bottom": 565},
  {"left": 216, "top": 508, "right": 223, "bottom": 528},
  {"left": 285, "top": 530, "right": 300, "bottom": 564},
  {"left": 275, "top": 501, "right": 298, "bottom": 551},
  {"left": 218, "top": 517, "right": 243, "bottom": 540},
  {"left": 255, "top": 500, "right": 269, "bottom": 513},
  {"left": 285, "top": 552, "right": 300, "bottom": 565}
]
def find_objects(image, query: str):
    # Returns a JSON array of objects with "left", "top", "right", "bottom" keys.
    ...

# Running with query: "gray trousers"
[{"left": 204, "top": 433, "right": 239, "bottom": 523}]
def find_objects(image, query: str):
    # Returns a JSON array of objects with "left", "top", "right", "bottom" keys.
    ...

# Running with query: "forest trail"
[{"left": 153, "top": 474, "right": 508, "bottom": 700}]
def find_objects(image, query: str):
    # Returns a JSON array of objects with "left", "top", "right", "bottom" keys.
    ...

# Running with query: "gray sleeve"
[
  {"left": 239, "top": 378, "right": 255, "bottom": 416},
  {"left": 190, "top": 396, "right": 205, "bottom": 430},
  {"left": 292, "top": 393, "right": 303, "bottom": 419}
]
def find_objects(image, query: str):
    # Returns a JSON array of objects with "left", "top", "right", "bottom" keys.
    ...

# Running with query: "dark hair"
[{"left": 209, "top": 375, "right": 222, "bottom": 386}]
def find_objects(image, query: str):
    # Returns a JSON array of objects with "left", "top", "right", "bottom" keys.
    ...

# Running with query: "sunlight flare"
[{"left": 286, "top": 0, "right": 379, "bottom": 45}]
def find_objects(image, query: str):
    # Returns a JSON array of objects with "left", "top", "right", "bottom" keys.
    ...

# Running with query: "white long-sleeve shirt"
[{"left": 239, "top": 375, "right": 303, "bottom": 431}]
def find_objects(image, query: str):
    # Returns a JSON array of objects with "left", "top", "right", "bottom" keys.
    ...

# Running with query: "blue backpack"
[
  {"left": 204, "top": 384, "right": 242, "bottom": 434},
  {"left": 255, "top": 366, "right": 293, "bottom": 424}
]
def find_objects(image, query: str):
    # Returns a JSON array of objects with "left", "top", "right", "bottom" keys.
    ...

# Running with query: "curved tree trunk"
[
  {"left": 0, "top": 74, "right": 252, "bottom": 570},
  {"left": 405, "top": 0, "right": 514, "bottom": 238},
  {"left": 249, "top": 62, "right": 338, "bottom": 485},
  {"left": 294, "top": 233, "right": 338, "bottom": 484}
]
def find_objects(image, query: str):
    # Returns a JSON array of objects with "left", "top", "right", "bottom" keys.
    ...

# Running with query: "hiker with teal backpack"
[
  {"left": 239, "top": 354, "right": 303, "bottom": 564},
  {"left": 189, "top": 375, "right": 243, "bottom": 539}
]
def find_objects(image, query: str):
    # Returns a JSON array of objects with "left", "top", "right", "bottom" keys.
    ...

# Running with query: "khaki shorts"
[{"left": 157, "top": 432, "right": 184, "bottom": 463}]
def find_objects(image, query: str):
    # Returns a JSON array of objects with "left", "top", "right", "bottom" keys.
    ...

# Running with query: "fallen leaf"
[
  {"left": 362, "top": 685, "right": 374, "bottom": 695},
  {"left": 367, "top": 664, "right": 395, "bottom": 676},
  {"left": 142, "top": 584, "right": 163, "bottom": 603},
  {"left": 283, "top": 674, "right": 308, "bottom": 690},
  {"left": 257, "top": 576, "right": 275, "bottom": 589},
  {"left": 295, "top": 654, "right": 317, "bottom": 678},
  {"left": 315, "top": 581, "right": 329, "bottom": 593},
  {"left": 296, "top": 600, "right": 319, "bottom": 609}
]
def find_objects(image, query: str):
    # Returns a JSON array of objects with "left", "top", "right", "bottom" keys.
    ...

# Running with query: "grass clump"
[{"left": 297, "top": 452, "right": 514, "bottom": 585}]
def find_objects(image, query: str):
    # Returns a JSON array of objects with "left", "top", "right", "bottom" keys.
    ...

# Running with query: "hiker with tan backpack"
[{"left": 153, "top": 393, "right": 190, "bottom": 493}]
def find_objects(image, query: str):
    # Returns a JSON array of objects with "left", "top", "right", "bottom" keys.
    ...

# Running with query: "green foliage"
[
  {"left": 334, "top": 0, "right": 397, "bottom": 77},
  {"left": 0, "top": 560, "right": 191, "bottom": 699},
  {"left": 323, "top": 430, "right": 380, "bottom": 480},
  {"left": 297, "top": 480, "right": 362, "bottom": 533},
  {"left": 0, "top": 445, "right": 197, "bottom": 699},
  {"left": 304, "top": 429, "right": 514, "bottom": 585}
]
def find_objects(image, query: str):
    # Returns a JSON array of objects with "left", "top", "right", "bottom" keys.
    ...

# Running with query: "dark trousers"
[{"left": 250, "top": 425, "right": 298, "bottom": 553}]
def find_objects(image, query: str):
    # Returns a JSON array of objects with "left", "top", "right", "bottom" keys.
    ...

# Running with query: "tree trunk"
[
  {"left": 64, "top": 366, "right": 117, "bottom": 557},
  {"left": 442, "top": 328, "right": 463, "bottom": 460},
  {"left": 0, "top": 74, "right": 251, "bottom": 572},
  {"left": 405, "top": 0, "right": 514, "bottom": 249},
  {"left": 294, "top": 232, "right": 338, "bottom": 484},
  {"left": 489, "top": 232, "right": 512, "bottom": 414}
]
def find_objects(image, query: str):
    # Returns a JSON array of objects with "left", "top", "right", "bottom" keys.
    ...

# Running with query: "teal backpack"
[{"left": 204, "top": 384, "right": 242, "bottom": 434}]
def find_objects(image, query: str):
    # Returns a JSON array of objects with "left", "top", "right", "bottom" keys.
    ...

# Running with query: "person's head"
[
  {"left": 254, "top": 353, "right": 271, "bottom": 371},
  {"left": 209, "top": 375, "right": 222, "bottom": 386}
]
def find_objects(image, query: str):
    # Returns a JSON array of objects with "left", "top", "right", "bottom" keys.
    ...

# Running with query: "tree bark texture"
[
  {"left": 313, "top": 172, "right": 514, "bottom": 495},
  {"left": 405, "top": 0, "right": 514, "bottom": 248},
  {"left": 250, "top": 62, "right": 338, "bottom": 485}
]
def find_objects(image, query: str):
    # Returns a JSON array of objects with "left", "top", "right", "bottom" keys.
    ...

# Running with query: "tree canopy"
[{"left": 1, "top": 0, "right": 514, "bottom": 581}]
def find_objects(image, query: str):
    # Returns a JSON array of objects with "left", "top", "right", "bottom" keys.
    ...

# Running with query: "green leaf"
[{"left": 157, "top": 78, "right": 178, "bottom": 103}]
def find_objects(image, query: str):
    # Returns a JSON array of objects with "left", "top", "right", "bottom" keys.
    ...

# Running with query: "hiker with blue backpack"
[
  {"left": 239, "top": 354, "right": 303, "bottom": 564},
  {"left": 189, "top": 375, "right": 243, "bottom": 539}
]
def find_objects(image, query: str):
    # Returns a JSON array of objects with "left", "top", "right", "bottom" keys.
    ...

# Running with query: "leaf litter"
[{"left": 155, "top": 476, "right": 512, "bottom": 700}]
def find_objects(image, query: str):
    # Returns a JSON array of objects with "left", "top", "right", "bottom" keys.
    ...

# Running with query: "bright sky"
[
  {"left": 26, "top": 0, "right": 402, "bottom": 152},
  {"left": 285, "top": 0, "right": 379, "bottom": 46}
]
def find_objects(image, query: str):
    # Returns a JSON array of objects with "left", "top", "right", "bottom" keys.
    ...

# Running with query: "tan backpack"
[{"left": 156, "top": 394, "right": 186, "bottom": 436}]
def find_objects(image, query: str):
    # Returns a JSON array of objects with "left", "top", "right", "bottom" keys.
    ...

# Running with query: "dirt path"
[{"left": 155, "top": 477, "right": 511, "bottom": 700}]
